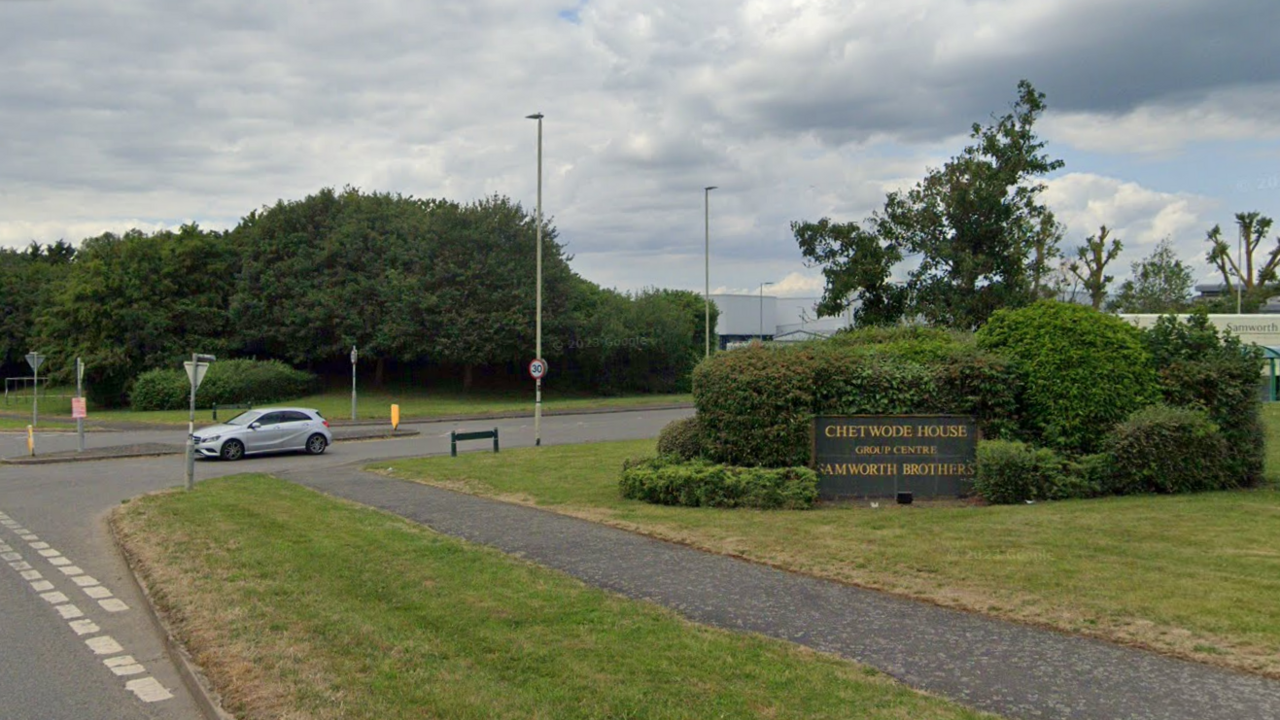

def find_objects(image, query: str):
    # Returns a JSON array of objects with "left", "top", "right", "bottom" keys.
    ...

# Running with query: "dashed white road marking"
[
  {"left": 99, "top": 598, "right": 130, "bottom": 613},
  {"left": 2, "top": 509, "right": 171, "bottom": 704},
  {"left": 86, "top": 636, "right": 124, "bottom": 655},
  {"left": 55, "top": 604, "right": 85, "bottom": 619},
  {"left": 105, "top": 656, "right": 146, "bottom": 676},
  {"left": 126, "top": 677, "right": 175, "bottom": 702}
]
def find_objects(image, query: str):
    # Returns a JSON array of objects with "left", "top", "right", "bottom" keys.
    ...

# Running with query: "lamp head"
[{"left": 526, "top": 113, "right": 544, "bottom": 120}]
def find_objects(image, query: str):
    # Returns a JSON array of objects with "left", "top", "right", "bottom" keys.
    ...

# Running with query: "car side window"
[
  {"left": 282, "top": 411, "right": 311, "bottom": 423},
  {"left": 256, "top": 412, "right": 284, "bottom": 425}
]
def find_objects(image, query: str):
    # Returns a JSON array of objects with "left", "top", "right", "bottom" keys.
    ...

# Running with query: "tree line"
[
  {"left": 793, "top": 80, "right": 1280, "bottom": 325},
  {"left": 1, "top": 188, "right": 715, "bottom": 406}
]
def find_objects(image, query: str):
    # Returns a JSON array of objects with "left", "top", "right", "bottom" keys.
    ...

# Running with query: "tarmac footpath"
[{"left": 280, "top": 465, "right": 1280, "bottom": 720}]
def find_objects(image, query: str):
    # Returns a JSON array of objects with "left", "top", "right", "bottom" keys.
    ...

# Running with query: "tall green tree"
[
  {"left": 0, "top": 241, "right": 76, "bottom": 375},
  {"left": 1205, "top": 212, "right": 1277, "bottom": 291},
  {"left": 1068, "top": 225, "right": 1123, "bottom": 309},
  {"left": 33, "top": 225, "right": 237, "bottom": 405},
  {"left": 1109, "top": 239, "right": 1194, "bottom": 314},
  {"left": 795, "top": 80, "right": 1065, "bottom": 329}
]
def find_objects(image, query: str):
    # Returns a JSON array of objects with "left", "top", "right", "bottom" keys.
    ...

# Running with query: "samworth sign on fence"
[
  {"left": 1118, "top": 314, "right": 1280, "bottom": 347},
  {"left": 812, "top": 415, "right": 978, "bottom": 499}
]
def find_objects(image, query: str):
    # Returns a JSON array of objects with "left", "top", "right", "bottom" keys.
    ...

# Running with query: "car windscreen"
[{"left": 225, "top": 411, "right": 263, "bottom": 426}]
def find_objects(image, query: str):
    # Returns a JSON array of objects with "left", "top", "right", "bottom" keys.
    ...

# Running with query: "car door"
[
  {"left": 247, "top": 411, "right": 287, "bottom": 453},
  {"left": 277, "top": 411, "right": 314, "bottom": 451}
]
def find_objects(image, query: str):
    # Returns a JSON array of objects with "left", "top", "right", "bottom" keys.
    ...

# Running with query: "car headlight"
[{"left": 201, "top": 434, "right": 221, "bottom": 443}]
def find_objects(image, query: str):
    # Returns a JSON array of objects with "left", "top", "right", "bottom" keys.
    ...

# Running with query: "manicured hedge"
[
  {"left": 130, "top": 359, "right": 319, "bottom": 411},
  {"left": 976, "top": 301, "right": 1161, "bottom": 456},
  {"left": 619, "top": 455, "right": 818, "bottom": 510},
  {"left": 974, "top": 440, "right": 1096, "bottom": 504},
  {"left": 1100, "top": 404, "right": 1231, "bottom": 495}
]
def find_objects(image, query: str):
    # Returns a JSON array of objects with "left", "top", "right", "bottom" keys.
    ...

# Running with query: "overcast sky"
[{"left": 3, "top": 0, "right": 1278, "bottom": 299}]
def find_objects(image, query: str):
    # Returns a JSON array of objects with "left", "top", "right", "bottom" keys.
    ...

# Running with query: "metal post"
[
  {"left": 704, "top": 186, "right": 716, "bottom": 357},
  {"left": 76, "top": 357, "right": 84, "bottom": 452},
  {"left": 32, "top": 360, "right": 38, "bottom": 428},
  {"left": 351, "top": 345, "right": 358, "bottom": 421},
  {"left": 759, "top": 282, "right": 772, "bottom": 340},
  {"left": 528, "top": 112, "right": 544, "bottom": 447},
  {"left": 186, "top": 353, "right": 197, "bottom": 491}
]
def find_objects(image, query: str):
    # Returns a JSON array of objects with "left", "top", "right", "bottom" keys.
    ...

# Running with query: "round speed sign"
[{"left": 529, "top": 358, "right": 548, "bottom": 380}]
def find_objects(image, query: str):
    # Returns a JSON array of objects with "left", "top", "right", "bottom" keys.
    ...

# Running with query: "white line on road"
[
  {"left": 86, "top": 636, "right": 124, "bottom": 655},
  {"left": 83, "top": 585, "right": 113, "bottom": 599},
  {"left": 69, "top": 619, "right": 100, "bottom": 635},
  {"left": 105, "top": 656, "right": 146, "bottom": 676},
  {"left": 126, "top": 677, "right": 175, "bottom": 702}
]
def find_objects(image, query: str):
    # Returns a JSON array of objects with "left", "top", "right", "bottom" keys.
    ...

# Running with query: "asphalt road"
[{"left": 0, "top": 408, "right": 689, "bottom": 720}]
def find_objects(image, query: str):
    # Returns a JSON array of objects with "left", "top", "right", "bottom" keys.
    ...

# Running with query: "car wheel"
[
  {"left": 306, "top": 433, "right": 328, "bottom": 455},
  {"left": 220, "top": 439, "right": 245, "bottom": 461}
]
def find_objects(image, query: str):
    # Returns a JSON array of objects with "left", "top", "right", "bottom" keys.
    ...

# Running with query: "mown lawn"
[
  {"left": 112, "top": 476, "right": 995, "bottom": 720},
  {"left": 381, "top": 426, "right": 1280, "bottom": 679}
]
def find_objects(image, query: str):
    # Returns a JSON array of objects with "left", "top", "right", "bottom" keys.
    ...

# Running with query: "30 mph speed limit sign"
[{"left": 529, "top": 358, "right": 548, "bottom": 380}]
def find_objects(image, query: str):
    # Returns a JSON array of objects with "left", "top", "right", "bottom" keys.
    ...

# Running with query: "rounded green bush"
[
  {"left": 656, "top": 416, "right": 706, "bottom": 460},
  {"left": 976, "top": 301, "right": 1161, "bottom": 455},
  {"left": 1101, "top": 404, "right": 1231, "bottom": 495},
  {"left": 974, "top": 439, "right": 1080, "bottom": 504}
]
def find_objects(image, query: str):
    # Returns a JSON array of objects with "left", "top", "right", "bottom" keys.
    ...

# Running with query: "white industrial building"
[{"left": 709, "top": 294, "right": 855, "bottom": 348}]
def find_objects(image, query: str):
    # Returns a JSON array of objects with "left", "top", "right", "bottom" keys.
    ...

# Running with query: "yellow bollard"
[
  {"left": 27, "top": 425, "right": 34, "bottom": 456},
  {"left": 391, "top": 404, "right": 400, "bottom": 431}
]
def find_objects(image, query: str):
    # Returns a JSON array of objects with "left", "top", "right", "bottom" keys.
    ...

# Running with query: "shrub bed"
[
  {"left": 130, "top": 359, "right": 319, "bottom": 411},
  {"left": 619, "top": 456, "right": 818, "bottom": 510},
  {"left": 692, "top": 331, "right": 1022, "bottom": 469}
]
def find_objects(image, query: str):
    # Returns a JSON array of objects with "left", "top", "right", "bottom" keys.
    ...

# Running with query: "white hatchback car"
[{"left": 192, "top": 407, "right": 332, "bottom": 461}]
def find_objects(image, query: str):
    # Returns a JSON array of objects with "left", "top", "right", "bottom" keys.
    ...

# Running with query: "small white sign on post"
[
  {"left": 184, "top": 361, "right": 210, "bottom": 391},
  {"left": 71, "top": 397, "right": 87, "bottom": 419}
]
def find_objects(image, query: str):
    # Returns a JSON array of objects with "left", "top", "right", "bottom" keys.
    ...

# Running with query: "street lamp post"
[
  {"left": 704, "top": 186, "right": 717, "bottom": 357},
  {"left": 1237, "top": 224, "right": 1244, "bottom": 314},
  {"left": 527, "top": 112, "right": 544, "bottom": 447},
  {"left": 759, "top": 282, "right": 773, "bottom": 340}
]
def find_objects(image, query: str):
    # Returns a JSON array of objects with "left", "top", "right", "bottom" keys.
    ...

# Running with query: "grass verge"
[
  {"left": 380, "top": 439, "right": 1280, "bottom": 679},
  {"left": 112, "top": 476, "right": 994, "bottom": 720},
  {"left": 10, "top": 388, "right": 690, "bottom": 426}
]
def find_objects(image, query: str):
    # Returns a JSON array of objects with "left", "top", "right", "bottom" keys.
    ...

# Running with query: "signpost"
[
  {"left": 75, "top": 357, "right": 86, "bottom": 452},
  {"left": 350, "top": 345, "right": 358, "bottom": 421},
  {"left": 24, "top": 352, "right": 44, "bottom": 428},
  {"left": 184, "top": 353, "right": 216, "bottom": 491},
  {"left": 812, "top": 415, "right": 978, "bottom": 499},
  {"left": 529, "top": 358, "right": 547, "bottom": 447}
]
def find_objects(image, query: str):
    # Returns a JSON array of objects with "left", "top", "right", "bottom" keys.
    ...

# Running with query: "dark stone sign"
[{"left": 812, "top": 415, "right": 978, "bottom": 498}]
